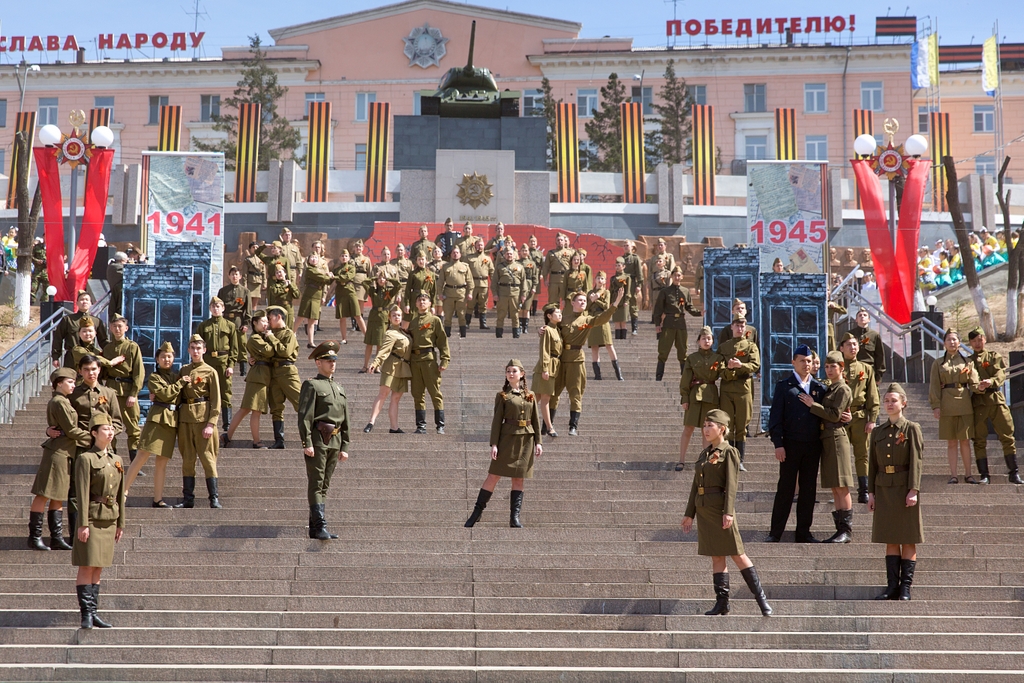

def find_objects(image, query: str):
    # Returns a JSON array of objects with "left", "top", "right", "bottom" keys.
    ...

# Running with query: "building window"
[
  {"left": 305, "top": 92, "right": 325, "bottom": 117},
  {"left": 200, "top": 95, "right": 220, "bottom": 122},
  {"left": 579, "top": 139, "right": 597, "bottom": 171},
  {"left": 974, "top": 105, "right": 994, "bottom": 133},
  {"left": 918, "top": 106, "right": 930, "bottom": 133},
  {"left": 631, "top": 86, "right": 653, "bottom": 115},
  {"left": 861, "top": 82, "right": 883, "bottom": 111},
  {"left": 744, "top": 84, "right": 766, "bottom": 113},
  {"left": 805, "top": 135, "right": 828, "bottom": 161},
  {"left": 976, "top": 156, "right": 996, "bottom": 177},
  {"left": 522, "top": 89, "right": 544, "bottom": 117},
  {"left": 690, "top": 85, "right": 706, "bottom": 106},
  {"left": 355, "top": 92, "right": 376, "bottom": 122},
  {"left": 745, "top": 135, "right": 768, "bottom": 160},
  {"left": 0, "top": 99, "right": 6, "bottom": 127},
  {"left": 412, "top": 92, "right": 421, "bottom": 116},
  {"left": 355, "top": 143, "right": 367, "bottom": 171},
  {"left": 38, "top": 97, "right": 59, "bottom": 126},
  {"left": 93, "top": 96, "right": 114, "bottom": 122},
  {"left": 804, "top": 83, "right": 827, "bottom": 113},
  {"left": 0, "top": 150, "right": 5, "bottom": 171},
  {"left": 148, "top": 95, "right": 168, "bottom": 125},
  {"left": 577, "top": 89, "right": 598, "bottom": 118}
]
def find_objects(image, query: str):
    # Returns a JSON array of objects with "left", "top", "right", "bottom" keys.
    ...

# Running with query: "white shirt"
[{"left": 793, "top": 371, "right": 812, "bottom": 394}]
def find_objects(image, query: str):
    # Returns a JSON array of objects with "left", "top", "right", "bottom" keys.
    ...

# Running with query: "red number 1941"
[{"left": 148, "top": 211, "right": 222, "bottom": 238}]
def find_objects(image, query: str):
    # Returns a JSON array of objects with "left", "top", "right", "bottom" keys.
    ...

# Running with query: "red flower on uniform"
[
  {"left": 983, "top": 361, "right": 991, "bottom": 368},
  {"left": 235, "top": 297, "right": 244, "bottom": 306},
  {"left": 896, "top": 431, "right": 906, "bottom": 445},
  {"left": 861, "top": 336, "right": 870, "bottom": 345},
  {"left": 97, "top": 396, "right": 107, "bottom": 406},
  {"left": 114, "top": 460, "right": 124, "bottom": 473},
  {"left": 194, "top": 375, "right": 205, "bottom": 384},
  {"left": 419, "top": 323, "right": 432, "bottom": 331},
  {"left": 858, "top": 371, "right": 865, "bottom": 381},
  {"left": 709, "top": 450, "right": 721, "bottom": 464},
  {"left": 960, "top": 365, "right": 971, "bottom": 375},
  {"left": 736, "top": 351, "right": 747, "bottom": 358}
]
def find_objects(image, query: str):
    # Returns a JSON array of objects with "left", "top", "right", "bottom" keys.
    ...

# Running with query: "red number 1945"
[{"left": 750, "top": 219, "right": 826, "bottom": 245}]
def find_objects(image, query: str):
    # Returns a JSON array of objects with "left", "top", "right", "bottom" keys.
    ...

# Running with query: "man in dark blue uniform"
[
  {"left": 436, "top": 217, "right": 462, "bottom": 260},
  {"left": 766, "top": 344, "right": 828, "bottom": 543}
]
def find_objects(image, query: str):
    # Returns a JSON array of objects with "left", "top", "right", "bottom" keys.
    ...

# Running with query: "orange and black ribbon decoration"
[
  {"left": 620, "top": 102, "right": 645, "bottom": 203},
  {"left": 364, "top": 102, "right": 390, "bottom": 203},
  {"left": 555, "top": 102, "right": 579, "bottom": 203},
  {"left": 929, "top": 112, "right": 950, "bottom": 211},
  {"left": 692, "top": 104, "right": 716, "bottom": 206},
  {"left": 774, "top": 108, "right": 797, "bottom": 160},
  {"left": 88, "top": 108, "right": 110, "bottom": 134},
  {"left": 852, "top": 109, "right": 875, "bottom": 208},
  {"left": 307, "top": 101, "right": 332, "bottom": 202},
  {"left": 158, "top": 105, "right": 181, "bottom": 151},
  {"left": 234, "top": 103, "right": 262, "bottom": 202},
  {"left": 6, "top": 111, "right": 37, "bottom": 209}
]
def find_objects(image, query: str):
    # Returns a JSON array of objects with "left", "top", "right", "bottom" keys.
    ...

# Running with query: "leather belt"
[
  {"left": 566, "top": 345, "right": 583, "bottom": 350},
  {"left": 90, "top": 495, "right": 117, "bottom": 506},
  {"left": 254, "top": 361, "right": 272, "bottom": 367},
  {"left": 186, "top": 397, "right": 208, "bottom": 404},
  {"left": 412, "top": 349, "right": 435, "bottom": 360},
  {"left": 942, "top": 383, "right": 966, "bottom": 389},
  {"left": 821, "top": 422, "right": 846, "bottom": 431},
  {"left": 111, "top": 377, "right": 133, "bottom": 382},
  {"left": 884, "top": 465, "right": 910, "bottom": 474},
  {"left": 475, "top": 278, "right": 489, "bottom": 284},
  {"left": 504, "top": 418, "right": 529, "bottom": 427},
  {"left": 151, "top": 401, "right": 177, "bottom": 412},
  {"left": 550, "top": 270, "right": 565, "bottom": 275},
  {"left": 444, "top": 284, "right": 467, "bottom": 290},
  {"left": 697, "top": 486, "right": 724, "bottom": 495},
  {"left": 275, "top": 360, "right": 295, "bottom": 367}
]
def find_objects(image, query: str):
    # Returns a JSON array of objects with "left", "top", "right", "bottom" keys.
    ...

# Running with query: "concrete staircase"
[{"left": 0, "top": 320, "right": 1022, "bottom": 682}]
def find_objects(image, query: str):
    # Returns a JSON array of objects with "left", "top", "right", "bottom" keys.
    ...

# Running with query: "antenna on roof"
[
  {"left": 665, "top": 0, "right": 682, "bottom": 48},
  {"left": 184, "top": 0, "right": 209, "bottom": 58}
]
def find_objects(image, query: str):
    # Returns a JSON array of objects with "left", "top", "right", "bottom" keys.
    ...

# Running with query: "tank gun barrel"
[{"left": 465, "top": 20, "right": 476, "bottom": 71}]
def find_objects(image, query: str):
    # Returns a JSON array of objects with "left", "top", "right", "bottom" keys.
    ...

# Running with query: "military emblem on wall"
[
  {"left": 456, "top": 172, "right": 493, "bottom": 209},
  {"left": 403, "top": 23, "right": 449, "bottom": 68}
]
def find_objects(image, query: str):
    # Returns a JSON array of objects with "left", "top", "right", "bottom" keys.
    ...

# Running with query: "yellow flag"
[
  {"left": 928, "top": 33, "right": 939, "bottom": 87},
  {"left": 982, "top": 36, "right": 998, "bottom": 96}
]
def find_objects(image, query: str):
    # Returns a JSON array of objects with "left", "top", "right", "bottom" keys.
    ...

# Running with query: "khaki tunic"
[
  {"left": 680, "top": 349, "right": 723, "bottom": 427},
  {"left": 845, "top": 360, "right": 879, "bottom": 478},
  {"left": 519, "top": 259, "right": 538, "bottom": 315},
  {"left": 542, "top": 248, "right": 574, "bottom": 304},
  {"left": 255, "top": 246, "right": 292, "bottom": 283},
  {"left": 332, "top": 263, "right": 361, "bottom": 319},
  {"left": 69, "top": 342, "right": 109, "bottom": 372},
  {"left": 468, "top": 253, "right": 495, "bottom": 315},
  {"left": 440, "top": 260, "right": 472, "bottom": 327},
  {"left": 869, "top": 417, "right": 924, "bottom": 544},
  {"left": 531, "top": 325, "right": 563, "bottom": 396},
  {"left": 241, "top": 332, "right": 276, "bottom": 414},
  {"left": 718, "top": 337, "right": 760, "bottom": 443},
  {"left": 970, "top": 348, "right": 1016, "bottom": 458},
  {"left": 370, "top": 326, "right": 413, "bottom": 393},
  {"left": 408, "top": 312, "right": 450, "bottom": 410},
  {"left": 139, "top": 368, "right": 185, "bottom": 458},
  {"left": 268, "top": 328, "right": 302, "bottom": 421},
  {"left": 929, "top": 352, "right": 979, "bottom": 440},
  {"left": 809, "top": 380, "right": 855, "bottom": 488},
  {"left": 551, "top": 305, "right": 617, "bottom": 412},
  {"left": 854, "top": 325, "right": 886, "bottom": 377},
  {"left": 494, "top": 259, "right": 524, "bottom": 328},
  {"left": 267, "top": 279, "right": 300, "bottom": 328},
  {"left": 654, "top": 284, "right": 701, "bottom": 363},
  {"left": 684, "top": 443, "right": 744, "bottom": 556},
  {"left": 488, "top": 390, "right": 542, "bottom": 478},
  {"left": 71, "top": 446, "right": 125, "bottom": 568},
  {"left": 197, "top": 316, "right": 239, "bottom": 402},
  {"left": 103, "top": 336, "right": 145, "bottom": 451},
  {"left": 364, "top": 281, "right": 401, "bottom": 348},
  {"left": 405, "top": 268, "right": 437, "bottom": 311},
  {"left": 177, "top": 361, "right": 221, "bottom": 478},
  {"left": 717, "top": 325, "right": 759, "bottom": 348},
  {"left": 297, "top": 373, "right": 350, "bottom": 505},
  {"left": 428, "top": 259, "right": 445, "bottom": 306},
  {"left": 454, "top": 235, "right": 477, "bottom": 262},
  {"left": 390, "top": 257, "right": 414, "bottom": 285},
  {"left": 351, "top": 255, "right": 373, "bottom": 302},
  {"left": 32, "top": 394, "right": 91, "bottom": 500},
  {"left": 410, "top": 239, "right": 437, "bottom": 261},
  {"left": 610, "top": 273, "right": 631, "bottom": 324},
  {"left": 244, "top": 254, "right": 266, "bottom": 299},
  {"left": 586, "top": 289, "right": 613, "bottom": 347},
  {"left": 622, "top": 253, "right": 643, "bottom": 316},
  {"left": 280, "top": 241, "right": 304, "bottom": 281},
  {"left": 52, "top": 313, "right": 108, "bottom": 368},
  {"left": 298, "top": 266, "right": 333, "bottom": 320}
]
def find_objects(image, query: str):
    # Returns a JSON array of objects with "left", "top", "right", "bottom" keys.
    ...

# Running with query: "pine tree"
[
  {"left": 538, "top": 77, "right": 562, "bottom": 171},
  {"left": 193, "top": 35, "right": 300, "bottom": 172},
  {"left": 650, "top": 60, "right": 693, "bottom": 167},
  {"left": 583, "top": 73, "right": 627, "bottom": 172}
]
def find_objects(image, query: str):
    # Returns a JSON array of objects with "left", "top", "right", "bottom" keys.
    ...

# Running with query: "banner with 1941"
[{"left": 746, "top": 161, "right": 828, "bottom": 274}]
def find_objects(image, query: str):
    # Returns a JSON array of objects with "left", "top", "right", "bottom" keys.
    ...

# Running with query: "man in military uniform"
[
  {"left": 408, "top": 291, "right": 451, "bottom": 434},
  {"left": 622, "top": 241, "right": 644, "bottom": 334},
  {"left": 647, "top": 238, "right": 676, "bottom": 276},
  {"left": 440, "top": 246, "right": 472, "bottom": 338},
  {"left": 197, "top": 297, "right": 239, "bottom": 440},
  {"left": 827, "top": 300, "right": 848, "bottom": 352},
  {"left": 494, "top": 247, "right": 526, "bottom": 338},
  {"left": 298, "top": 340, "right": 350, "bottom": 540},
  {"left": 542, "top": 233, "right": 574, "bottom": 305},
  {"left": 968, "top": 328, "right": 1023, "bottom": 484},
  {"left": 406, "top": 251, "right": 436, "bottom": 313},
  {"left": 175, "top": 335, "right": 222, "bottom": 509},
  {"left": 264, "top": 305, "right": 302, "bottom": 449},
  {"left": 853, "top": 307, "right": 886, "bottom": 382},
  {"left": 527, "top": 235, "right": 544, "bottom": 316},
  {"left": 373, "top": 246, "right": 401, "bottom": 284},
  {"left": 52, "top": 291, "right": 109, "bottom": 369},
  {"left": 102, "top": 314, "right": 144, "bottom": 467},
  {"left": 390, "top": 243, "right": 414, "bottom": 289},
  {"left": 279, "top": 228, "right": 304, "bottom": 284},
  {"left": 105, "top": 252, "right": 126, "bottom": 317},
  {"left": 648, "top": 256, "right": 670, "bottom": 314},
  {"left": 436, "top": 218, "right": 461, "bottom": 260},
  {"left": 717, "top": 299, "right": 759, "bottom": 347},
  {"left": 69, "top": 317, "right": 119, "bottom": 371},
  {"left": 467, "top": 238, "right": 495, "bottom": 330},
  {"left": 517, "top": 242, "right": 538, "bottom": 334},
  {"left": 485, "top": 222, "right": 509, "bottom": 260},
  {"left": 31, "top": 237, "right": 48, "bottom": 304},
  {"left": 218, "top": 267, "right": 252, "bottom": 378},
  {"left": 244, "top": 241, "right": 267, "bottom": 308},
  {"left": 454, "top": 222, "right": 477, "bottom": 262},
  {"left": 411, "top": 225, "right": 436, "bottom": 262},
  {"left": 256, "top": 241, "right": 292, "bottom": 283},
  {"left": 652, "top": 267, "right": 702, "bottom": 381},
  {"left": 718, "top": 316, "right": 761, "bottom": 469},
  {"left": 839, "top": 332, "right": 880, "bottom": 503}
]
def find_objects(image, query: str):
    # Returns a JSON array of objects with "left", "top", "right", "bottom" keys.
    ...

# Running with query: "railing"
[{"left": 0, "top": 292, "right": 110, "bottom": 424}]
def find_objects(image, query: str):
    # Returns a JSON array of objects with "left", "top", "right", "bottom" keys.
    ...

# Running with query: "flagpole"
[{"left": 993, "top": 22, "right": 1004, "bottom": 179}]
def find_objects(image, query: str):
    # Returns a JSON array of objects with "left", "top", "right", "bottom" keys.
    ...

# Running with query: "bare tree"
[
  {"left": 996, "top": 157, "right": 1024, "bottom": 338},
  {"left": 943, "top": 156, "right": 996, "bottom": 338},
  {"left": 13, "top": 131, "right": 42, "bottom": 328}
]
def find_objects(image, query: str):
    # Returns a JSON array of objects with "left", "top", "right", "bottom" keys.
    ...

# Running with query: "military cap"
[
  {"left": 50, "top": 367, "right": 77, "bottom": 386},
  {"left": 856, "top": 306, "right": 870, "bottom": 315},
  {"left": 280, "top": 227, "right": 292, "bottom": 234},
  {"left": 698, "top": 326, "right": 713, "bottom": 338},
  {"left": 670, "top": 266, "right": 683, "bottom": 275},
  {"left": 414, "top": 289, "right": 432, "bottom": 301},
  {"left": 251, "top": 309, "right": 267, "bottom": 320},
  {"left": 266, "top": 305, "right": 287, "bottom": 317},
  {"left": 615, "top": 256, "right": 626, "bottom": 265},
  {"left": 309, "top": 340, "right": 340, "bottom": 361},
  {"left": 109, "top": 313, "right": 126, "bottom": 325},
  {"left": 731, "top": 315, "right": 746, "bottom": 324},
  {"left": 341, "top": 248, "right": 351, "bottom": 257},
  {"left": 772, "top": 257, "right": 784, "bottom": 266},
  {"left": 943, "top": 327, "right": 959, "bottom": 340},
  {"left": 353, "top": 239, "right": 364, "bottom": 248},
  {"left": 209, "top": 296, "right": 224, "bottom": 306},
  {"left": 228, "top": 265, "right": 239, "bottom": 273},
  {"left": 657, "top": 237, "right": 667, "bottom": 244},
  {"left": 77, "top": 316, "right": 95, "bottom": 330},
  {"left": 542, "top": 302, "right": 560, "bottom": 314},
  {"left": 884, "top": 382, "right": 908, "bottom": 399},
  {"left": 705, "top": 409, "right": 731, "bottom": 428},
  {"left": 967, "top": 326, "right": 985, "bottom": 341},
  {"left": 793, "top": 344, "right": 812, "bottom": 359},
  {"left": 76, "top": 289, "right": 90, "bottom": 300},
  {"left": 249, "top": 240, "right": 259, "bottom": 248},
  {"left": 841, "top": 331, "right": 858, "bottom": 343},
  {"left": 89, "top": 412, "right": 113, "bottom": 429},
  {"left": 156, "top": 341, "right": 175, "bottom": 357},
  {"left": 271, "top": 240, "right": 283, "bottom": 248},
  {"left": 577, "top": 248, "right": 587, "bottom": 258},
  {"left": 188, "top": 333, "right": 205, "bottom": 345},
  {"left": 505, "top": 358, "right": 526, "bottom": 373},
  {"left": 825, "top": 351, "right": 845, "bottom": 366}
]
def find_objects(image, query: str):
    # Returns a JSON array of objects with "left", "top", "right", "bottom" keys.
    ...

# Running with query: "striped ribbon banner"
[
  {"left": 88, "top": 108, "right": 111, "bottom": 134},
  {"left": 6, "top": 111, "right": 37, "bottom": 209},
  {"left": 852, "top": 109, "right": 875, "bottom": 209},
  {"left": 364, "top": 101, "right": 390, "bottom": 203},
  {"left": 619, "top": 102, "right": 645, "bottom": 203},
  {"left": 234, "top": 103, "right": 262, "bottom": 202},
  {"left": 157, "top": 105, "right": 182, "bottom": 151},
  {"left": 692, "top": 104, "right": 716, "bottom": 206},
  {"left": 555, "top": 102, "right": 579, "bottom": 203},
  {"left": 774, "top": 108, "right": 797, "bottom": 160},
  {"left": 929, "top": 112, "right": 950, "bottom": 211},
  {"left": 306, "top": 101, "right": 332, "bottom": 202}
]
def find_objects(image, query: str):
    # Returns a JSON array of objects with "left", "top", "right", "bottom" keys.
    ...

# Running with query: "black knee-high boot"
[
  {"left": 414, "top": 409, "right": 427, "bottom": 434},
  {"left": 875, "top": 555, "right": 901, "bottom": 600},
  {"left": 655, "top": 361, "right": 665, "bottom": 381},
  {"left": 898, "top": 559, "right": 916, "bottom": 601},
  {"left": 206, "top": 478, "right": 222, "bottom": 509},
  {"left": 976, "top": 457, "right": 991, "bottom": 484},
  {"left": 592, "top": 362, "right": 602, "bottom": 380},
  {"left": 174, "top": 477, "right": 196, "bottom": 508},
  {"left": 435, "top": 409, "right": 445, "bottom": 435},
  {"left": 464, "top": 489, "right": 492, "bottom": 527},
  {"left": 857, "top": 476, "right": 869, "bottom": 504},
  {"left": 1005, "top": 453, "right": 1022, "bottom": 484},
  {"left": 77, "top": 585, "right": 93, "bottom": 629},
  {"left": 568, "top": 411, "right": 580, "bottom": 436},
  {"left": 28, "top": 511, "right": 49, "bottom": 551},
  {"left": 89, "top": 584, "right": 112, "bottom": 628},
  {"left": 740, "top": 566, "right": 772, "bottom": 616},
  {"left": 612, "top": 360, "right": 624, "bottom": 381},
  {"left": 509, "top": 490, "right": 524, "bottom": 528},
  {"left": 272, "top": 420, "right": 285, "bottom": 449},
  {"left": 824, "top": 509, "right": 853, "bottom": 544},
  {"left": 48, "top": 510, "right": 73, "bottom": 550},
  {"left": 705, "top": 572, "right": 730, "bottom": 615}
]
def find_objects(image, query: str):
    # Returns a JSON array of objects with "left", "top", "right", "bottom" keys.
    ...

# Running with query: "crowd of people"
[{"left": 917, "top": 228, "right": 1015, "bottom": 292}]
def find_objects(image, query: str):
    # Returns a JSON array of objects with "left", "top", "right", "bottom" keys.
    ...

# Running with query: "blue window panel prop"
[
  {"left": 154, "top": 240, "right": 213, "bottom": 335},
  {"left": 758, "top": 272, "right": 828, "bottom": 430},
  {"left": 122, "top": 262, "right": 195, "bottom": 423},
  {"left": 702, "top": 247, "right": 760, "bottom": 348}
]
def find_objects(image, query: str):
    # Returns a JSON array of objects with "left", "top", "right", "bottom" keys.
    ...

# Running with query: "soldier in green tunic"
[
  {"left": 72, "top": 412, "right": 124, "bottom": 630},
  {"left": 532, "top": 304, "right": 563, "bottom": 437},
  {"left": 493, "top": 247, "right": 525, "bottom": 338},
  {"left": 405, "top": 251, "right": 436, "bottom": 316},
  {"left": 361, "top": 271, "right": 402, "bottom": 373},
  {"left": 244, "top": 241, "right": 266, "bottom": 308},
  {"left": 542, "top": 233, "right": 574, "bottom": 306},
  {"left": 454, "top": 222, "right": 477, "bottom": 263},
  {"left": 365, "top": 306, "right": 413, "bottom": 433},
  {"left": 332, "top": 250, "right": 366, "bottom": 343},
  {"left": 70, "top": 317, "right": 125, "bottom": 373},
  {"left": 440, "top": 246, "right": 472, "bottom": 338},
  {"left": 266, "top": 306, "right": 302, "bottom": 449},
  {"left": 279, "top": 227, "right": 304, "bottom": 286},
  {"left": 677, "top": 327, "right": 723, "bottom": 471},
  {"left": 52, "top": 291, "right": 108, "bottom": 369},
  {"left": 827, "top": 300, "right": 847, "bottom": 352},
  {"left": 428, "top": 247, "right": 446, "bottom": 316},
  {"left": 255, "top": 241, "right": 292, "bottom": 284},
  {"left": 517, "top": 243, "right": 538, "bottom": 334},
  {"left": 266, "top": 265, "right": 300, "bottom": 329},
  {"left": 838, "top": 333, "right": 879, "bottom": 503},
  {"left": 390, "top": 243, "right": 414, "bottom": 288},
  {"left": 174, "top": 335, "right": 222, "bottom": 510},
  {"left": 853, "top": 307, "right": 886, "bottom": 382},
  {"left": 465, "top": 359, "right": 543, "bottom": 528},
  {"left": 102, "top": 314, "right": 144, "bottom": 466},
  {"left": 197, "top": 297, "right": 239, "bottom": 440},
  {"left": 653, "top": 267, "right": 702, "bottom": 381},
  {"left": 296, "top": 253, "right": 335, "bottom": 348},
  {"left": 218, "top": 266, "right": 252, "bottom": 377},
  {"left": 718, "top": 316, "right": 761, "bottom": 470},
  {"left": 682, "top": 409, "right": 772, "bottom": 617},
  {"left": 411, "top": 225, "right": 437, "bottom": 265},
  {"left": 609, "top": 258, "right": 632, "bottom": 340},
  {"left": 350, "top": 239, "right": 374, "bottom": 307},
  {"left": 31, "top": 238, "right": 48, "bottom": 304},
  {"left": 467, "top": 238, "right": 495, "bottom": 330},
  {"left": 587, "top": 271, "right": 623, "bottom": 381},
  {"left": 28, "top": 368, "right": 89, "bottom": 551},
  {"left": 622, "top": 241, "right": 644, "bottom": 335},
  {"left": 929, "top": 328, "right": 980, "bottom": 484},
  {"left": 717, "top": 299, "right": 759, "bottom": 347},
  {"left": 967, "top": 328, "right": 1023, "bottom": 484},
  {"left": 803, "top": 351, "right": 856, "bottom": 543},
  {"left": 224, "top": 310, "right": 275, "bottom": 449},
  {"left": 527, "top": 235, "right": 545, "bottom": 316},
  {"left": 869, "top": 382, "right": 924, "bottom": 601},
  {"left": 408, "top": 291, "right": 451, "bottom": 435},
  {"left": 298, "top": 341, "right": 350, "bottom": 541}
]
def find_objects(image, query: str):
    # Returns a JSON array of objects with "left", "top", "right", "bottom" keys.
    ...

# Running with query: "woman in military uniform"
[
  {"left": 869, "top": 382, "right": 924, "bottom": 601},
  {"left": 609, "top": 258, "right": 631, "bottom": 340},
  {"left": 266, "top": 265, "right": 300, "bottom": 329},
  {"left": 350, "top": 239, "right": 373, "bottom": 306},
  {"left": 124, "top": 342, "right": 190, "bottom": 507},
  {"left": 677, "top": 327, "right": 723, "bottom": 471},
  {"left": 429, "top": 246, "right": 446, "bottom": 315},
  {"left": 28, "top": 368, "right": 90, "bottom": 551},
  {"left": 562, "top": 252, "right": 589, "bottom": 311},
  {"left": 332, "top": 250, "right": 366, "bottom": 344},
  {"left": 296, "top": 253, "right": 335, "bottom": 349},
  {"left": 223, "top": 311, "right": 275, "bottom": 449},
  {"left": 365, "top": 306, "right": 413, "bottom": 433},
  {"left": 533, "top": 304, "right": 563, "bottom": 437},
  {"left": 72, "top": 413, "right": 125, "bottom": 629},
  {"left": 681, "top": 409, "right": 772, "bottom": 616},
  {"left": 929, "top": 329, "right": 980, "bottom": 484},
  {"left": 361, "top": 271, "right": 401, "bottom": 374},
  {"left": 465, "top": 359, "right": 543, "bottom": 528},
  {"left": 587, "top": 271, "right": 623, "bottom": 381}
]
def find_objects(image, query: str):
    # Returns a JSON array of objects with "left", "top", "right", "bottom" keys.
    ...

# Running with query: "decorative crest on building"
[
  {"left": 403, "top": 23, "right": 449, "bottom": 68},
  {"left": 456, "top": 172, "right": 493, "bottom": 208}
]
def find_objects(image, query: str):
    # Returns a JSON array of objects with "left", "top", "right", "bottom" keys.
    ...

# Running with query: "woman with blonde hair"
[
  {"left": 587, "top": 270, "right": 623, "bottom": 381},
  {"left": 929, "top": 328, "right": 980, "bottom": 483},
  {"left": 364, "top": 305, "right": 413, "bottom": 433}
]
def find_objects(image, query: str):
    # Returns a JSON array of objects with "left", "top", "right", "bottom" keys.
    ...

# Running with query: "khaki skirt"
[
  {"left": 488, "top": 434, "right": 536, "bottom": 479},
  {"left": 31, "top": 448, "right": 72, "bottom": 500},
  {"left": 72, "top": 520, "right": 117, "bottom": 567},
  {"left": 531, "top": 370, "right": 557, "bottom": 396},
  {"left": 588, "top": 323, "right": 613, "bottom": 347},
  {"left": 381, "top": 372, "right": 409, "bottom": 394},
  {"left": 139, "top": 421, "right": 177, "bottom": 459},
  {"left": 939, "top": 413, "right": 972, "bottom": 441},
  {"left": 820, "top": 428, "right": 856, "bottom": 489},
  {"left": 247, "top": 284, "right": 262, "bottom": 299},
  {"left": 335, "top": 290, "right": 361, "bottom": 319},
  {"left": 683, "top": 400, "right": 718, "bottom": 429},
  {"left": 240, "top": 380, "right": 269, "bottom": 413},
  {"left": 695, "top": 500, "right": 744, "bottom": 556},
  {"left": 871, "top": 486, "right": 924, "bottom": 544}
]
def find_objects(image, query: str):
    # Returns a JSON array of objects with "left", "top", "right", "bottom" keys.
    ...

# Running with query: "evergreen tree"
[
  {"left": 582, "top": 73, "right": 627, "bottom": 172},
  {"left": 538, "top": 77, "right": 562, "bottom": 171},
  {"left": 649, "top": 60, "right": 693, "bottom": 167},
  {"left": 193, "top": 35, "right": 300, "bottom": 172}
]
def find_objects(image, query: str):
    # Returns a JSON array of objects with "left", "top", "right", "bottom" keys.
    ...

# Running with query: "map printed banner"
[{"left": 746, "top": 161, "right": 827, "bottom": 273}]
